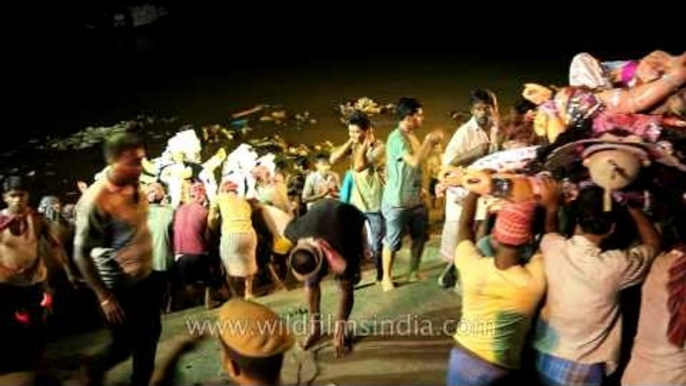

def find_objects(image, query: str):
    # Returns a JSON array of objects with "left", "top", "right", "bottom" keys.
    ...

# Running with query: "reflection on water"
[{"left": 8, "top": 32, "right": 570, "bottom": 201}]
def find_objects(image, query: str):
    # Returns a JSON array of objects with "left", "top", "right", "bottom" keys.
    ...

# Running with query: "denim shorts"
[{"left": 381, "top": 203, "right": 429, "bottom": 252}]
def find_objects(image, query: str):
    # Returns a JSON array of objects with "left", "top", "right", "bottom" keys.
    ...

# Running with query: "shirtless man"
[{"left": 0, "top": 176, "right": 76, "bottom": 374}]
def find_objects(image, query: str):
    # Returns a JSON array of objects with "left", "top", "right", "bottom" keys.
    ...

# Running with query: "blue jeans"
[{"left": 364, "top": 212, "right": 385, "bottom": 281}]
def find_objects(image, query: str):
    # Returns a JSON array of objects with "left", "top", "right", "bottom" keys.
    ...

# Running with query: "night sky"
[{"left": 8, "top": 3, "right": 683, "bottom": 150}]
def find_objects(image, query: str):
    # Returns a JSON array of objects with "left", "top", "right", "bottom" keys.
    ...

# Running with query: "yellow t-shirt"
[
  {"left": 453, "top": 240, "right": 546, "bottom": 369},
  {"left": 213, "top": 193, "right": 253, "bottom": 234}
]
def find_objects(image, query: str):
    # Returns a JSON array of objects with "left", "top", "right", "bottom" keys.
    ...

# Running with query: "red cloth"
[
  {"left": 592, "top": 111, "right": 662, "bottom": 142},
  {"left": 317, "top": 239, "right": 347, "bottom": 275},
  {"left": 41, "top": 292, "right": 52, "bottom": 308},
  {"left": 492, "top": 200, "right": 537, "bottom": 247},
  {"left": 173, "top": 203, "right": 209, "bottom": 255},
  {"left": 14, "top": 311, "right": 30, "bottom": 325},
  {"left": 667, "top": 250, "right": 686, "bottom": 347},
  {"left": 0, "top": 209, "right": 33, "bottom": 232}
]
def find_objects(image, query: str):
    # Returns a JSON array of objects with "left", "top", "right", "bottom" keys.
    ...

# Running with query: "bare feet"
[
  {"left": 274, "top": 281, "right": 289, "bottom": 292},
  {"left": 268, "top": 264, "right": 288, "bottom": 291},
  {"left": 407, "top": 271, "right": 427, "bottom": 283},
  {"left": 381, "top": 279, "right": 395, "bottom": 292},
  {"left": 301, "top": 329, "right": 322, "bottom": 350},
  {"left": 333, "top": 323, "right": 352, "bottom": 358}
]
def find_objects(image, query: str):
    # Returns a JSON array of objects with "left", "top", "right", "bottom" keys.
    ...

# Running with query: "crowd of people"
[{"left": 0, "top": 49, "right": 684, "bottom": 386}]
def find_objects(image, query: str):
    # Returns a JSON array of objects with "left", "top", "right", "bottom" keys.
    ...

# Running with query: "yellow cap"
[{"left": 218, "top": 299, "right": 294, "bottom": 358}]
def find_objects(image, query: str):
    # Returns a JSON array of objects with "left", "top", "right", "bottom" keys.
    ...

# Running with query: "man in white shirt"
[
  {"left": 438, "top": 89, "right": 500, "bottom": 289},
  {"left": 534, "top": 185, "right": 660, "bottom": 386}
]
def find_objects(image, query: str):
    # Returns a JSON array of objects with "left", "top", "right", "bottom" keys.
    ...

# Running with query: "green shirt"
[
  {"left": 350, "top": 140, "right": 385, "bottom": 213},
  {"left": 383, "top": 128, "right": 422, "bottom": 208},
  {"left": 147, "top": 204, "right": 175, "bottom": 272}
]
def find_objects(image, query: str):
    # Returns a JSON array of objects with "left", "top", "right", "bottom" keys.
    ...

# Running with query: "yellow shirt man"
[{"left": 453, "top": 240, "right": 546, "bottom": 369}]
